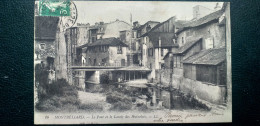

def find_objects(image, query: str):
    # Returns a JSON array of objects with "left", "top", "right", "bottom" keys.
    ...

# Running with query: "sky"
[{"left": 74, "top": 1, "right": 223, "bottom": 25}]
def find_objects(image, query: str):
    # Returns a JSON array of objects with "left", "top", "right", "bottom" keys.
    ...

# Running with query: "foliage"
[
  {"left": 35, "top": 78, "right": 81, "bottom": 112},
  {"left": 78, "top": 103, "right": 103, "bottom": 112},
  {"left": 106, "top": 92, "right": 132, "bottom": 111}
]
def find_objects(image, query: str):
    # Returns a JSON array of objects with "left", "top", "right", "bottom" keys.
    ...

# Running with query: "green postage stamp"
[{"left": 39, "top": 0, "right": 70, "bottom": 16}]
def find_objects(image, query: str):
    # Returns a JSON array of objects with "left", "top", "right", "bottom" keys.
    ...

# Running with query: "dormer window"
[{"left": 40, "top": 43, "right": 46, "bottom": 50}]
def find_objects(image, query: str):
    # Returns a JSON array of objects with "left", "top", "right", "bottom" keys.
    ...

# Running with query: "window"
[
  {"left": 182, "top": 37, "right": 184, "bottom": 44},
  {"left": 40, "top": 43, "right": 45, "bottom": 50},
  {"left": 148, "top": 48, "right": 153, "bottom": 56},
  {"left": 117, "top": 46, "right": 122, "bottom": 54},
  {"left": 174, "top": 56, "right": 177, "bottom": 67},
  {"left": 161, "top": 49, "right": 164, "bottom": 56},
  {"left": 143, "top": 49, "right": 146, "bottom": 55}
]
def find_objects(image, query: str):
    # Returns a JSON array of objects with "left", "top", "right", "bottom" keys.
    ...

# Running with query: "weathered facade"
[
  {"left": 135, "top": 21, "right": 160, "bottom": 38},
  {"left": 35, "top": 16, "right": 59, "bottom": 84},
  {"left": 160, "top": 7, "right": 228, "bottom": 104},
  {"left": 89, "top": 20, "right": 131, "bottom": 43},
  {"left": 140, "top": 17, "right": 184, "bottom": 81},
  {"left": 165, "top": 9, "right": 226, "bottom": 77},
  {"left": 81, "top": 37, "right": 128, "bottom": 67},
  {"left": 65, "top": 26, "right": 90, "bottom": 66}
]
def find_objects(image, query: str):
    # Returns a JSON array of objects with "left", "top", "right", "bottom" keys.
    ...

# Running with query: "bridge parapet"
[{"left": 70, "top": 66, "right": 125, "bottom": 70}]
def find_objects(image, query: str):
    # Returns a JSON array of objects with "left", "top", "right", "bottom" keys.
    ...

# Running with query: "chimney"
[
  {"left": 133, "top": 21, "right": 139, "bottom": 28},
  {"left": 146, "top": 25, "right": 151, "bottom": 32}
]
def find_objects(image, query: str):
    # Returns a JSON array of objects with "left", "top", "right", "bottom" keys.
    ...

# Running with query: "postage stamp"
[
  {"left": 34, "top": 1, "right": 231, "bottom": 124},
  {"left": 39, "top": 0, "right": 70, "bottom": 16}
]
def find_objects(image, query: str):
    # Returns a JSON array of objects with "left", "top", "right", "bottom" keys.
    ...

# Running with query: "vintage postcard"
[{"left": 34, "top": 0, "right": 232, "bottom": 124}]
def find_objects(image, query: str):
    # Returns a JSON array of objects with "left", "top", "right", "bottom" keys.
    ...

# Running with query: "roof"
[
  {"left": 176, "top": 9, "right": 225, "bottom": 34},
  {"left": 35, "top": 16, "right": 59, "bottom": 40},
  {"left": 90, "top": 20, "right": 130, "bottom": 29},
  {"left": 173, "top": 37, "right": 202, "bottom": 54},
  {"left": 134, "top": 21, "right": 160, "bottom": 30},
  {"left": 163, "top": 52, "right": 173, "bottom": 60},
  {"left": 183, "top": 48, "right": 226, "bottom": 65},
  {"left": 182, "top": 49, "right": 214, "bottom": 64},
  {"left": 146, "top": 32, "right": 179, "bottom": 48},
  {"left": 141, "top": 17, "right": 186, "bottom": 37},
  {"left": 116, "top": 65, "right": 151, "bottom": 71},
  {"left": 78, "top": 37, "right": 128, "bottom": 48}
]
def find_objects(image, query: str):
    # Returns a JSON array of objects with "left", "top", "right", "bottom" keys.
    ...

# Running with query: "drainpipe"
[{"left": 158, "top": 36, "right": 161, "bottom": 69}]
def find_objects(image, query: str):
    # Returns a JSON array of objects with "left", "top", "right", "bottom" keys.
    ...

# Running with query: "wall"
[
  {"left": 152, "top": 17, "right": 176, "bottom": 33},
  {"left": 103, "top": 21, "right": 131, "bottom": 38},
  {"left": 35, "top": 39, "right": 55, "bottom": 65},
  {"left": 119, "top": 30, "right": 131, "bottom": 45},
  {"left": 140, "top": 22, "right": 160, "bottom": 36},
  {"left": 155, "top": 69, "right": 226, "bottom": 104},
  {"left": 72, "top": 70, "right": 85, "bottom": 90},
  {"left": 85, "top": 47, "right": 110, "bottom": 66},
  {"left": 177, "top": 21, "right": 225, "bottom": 49},
  {"left": 173, "top": 76, "right": 226, "bottom": 104},
  {"left": 76, "top": 27, "right": 89, "bottom": 46},
  {"left": 183, "top": 64, "right": 196, "bottom": 80},
  {"left": 109, "top": 47, "right": 127, "bottom": 66},
  {"left": 183, "top": 40, "right": 203, "bottom": 60},
  {"left": 55, "top": 22, "right": 69, "bottom": 82}
]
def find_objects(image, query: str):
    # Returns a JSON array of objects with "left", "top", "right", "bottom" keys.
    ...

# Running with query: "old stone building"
[
  {"left": 89, "top": 20, "right": 131, "bottom": 43},
  {"left": 80, "top": 37, "right": 128, "bottom": 67},
  {"left": 139, "top": 17, "right": 185, "bottom": 81},
  {"left": 34, "top": 16, "right": 59, "bottom": 84},
  {"left": 64, "top": 26, "right": 90, "bottom": 66},
  {"left": 163, "top": 9, "right": 226, "bottom": 76},
  {"left": 161, "top": 6, "right": 228, "bottom": 104}
]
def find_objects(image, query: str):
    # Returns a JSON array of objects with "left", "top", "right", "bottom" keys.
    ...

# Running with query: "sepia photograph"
[{"left": 34, "top": 0, "right": 231, "bottom": 124}]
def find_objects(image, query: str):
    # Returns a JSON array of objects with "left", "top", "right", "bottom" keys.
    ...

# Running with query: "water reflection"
[{"left": 85, "top": 82, "right": 209, "bottom": 111}]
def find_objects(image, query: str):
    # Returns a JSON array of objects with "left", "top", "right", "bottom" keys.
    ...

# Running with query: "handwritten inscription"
[{"left": 45, "top": 112, "right": 226, "bottom": 123}]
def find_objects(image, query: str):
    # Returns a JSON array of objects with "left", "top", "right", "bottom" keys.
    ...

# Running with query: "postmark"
[
  {"left": 39, "top": 0, "right": 71, "bottom": 16},
  {"left": 60, "top": 1, "right": 77, "bottom": 29}
]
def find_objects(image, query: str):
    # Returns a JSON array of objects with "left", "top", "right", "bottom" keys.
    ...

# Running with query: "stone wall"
[
  {"left": 156, "top": 69, "right": 226, "bottom": 104},
  {"left": 177, "top": 21, "right": 225, "bottom": 49},
  {"left": 109, "top": 47, "right": 127, "bottom": 66}
]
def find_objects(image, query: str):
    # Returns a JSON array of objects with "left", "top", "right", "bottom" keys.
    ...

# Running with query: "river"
[{"left": 84, "top": 82, "right": 210, "bottom": 111}]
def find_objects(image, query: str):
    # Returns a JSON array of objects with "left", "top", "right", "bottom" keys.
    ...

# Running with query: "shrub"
[
  {"left": 36, "top": 98, "right": 61, "bottom": 111},
  {"left": 106, "top": 92, "right": 132, "bottom": 111},
  {"left": 137, "top": 104, "right": 149, "bottom": 112},
  {"left": 110, "top": 101, "right": 132, "bottom": 111},
  {"left": 78, "top": 103, "right": 103, "bottom": 112},
  {"left": 35, "top": 78, "right": 81, "bottom": 112}
]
